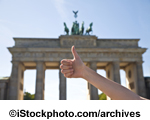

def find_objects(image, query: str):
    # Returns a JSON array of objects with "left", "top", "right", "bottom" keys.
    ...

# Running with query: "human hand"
[{"left": 60, "top": 46, "right": 85, "bottom": 78}]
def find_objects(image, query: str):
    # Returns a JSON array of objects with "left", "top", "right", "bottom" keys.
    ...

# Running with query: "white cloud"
[{"left": 52, "top": 0, "right": 68, "bottom": 20}]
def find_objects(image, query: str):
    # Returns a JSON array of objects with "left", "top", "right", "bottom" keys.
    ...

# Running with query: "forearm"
[{"left": 82, "top": 65, "right": 143, "bottom": 100}]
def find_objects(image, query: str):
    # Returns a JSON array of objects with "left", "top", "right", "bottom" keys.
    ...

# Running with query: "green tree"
[
  {"left": 99, "top": 93, "right": 107, "bottom": 100},
  {"left": 24, "top": 92, "right": 35, "bottom": 100}
]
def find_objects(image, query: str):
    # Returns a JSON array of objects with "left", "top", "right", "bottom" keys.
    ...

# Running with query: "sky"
[{"left": 0, "top": 0, "right": 150, "bottom": 100}]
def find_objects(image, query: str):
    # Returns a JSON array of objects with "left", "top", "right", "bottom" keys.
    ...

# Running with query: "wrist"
[{"left": 81, "top": 64, "right": 89, "bottom": 79}]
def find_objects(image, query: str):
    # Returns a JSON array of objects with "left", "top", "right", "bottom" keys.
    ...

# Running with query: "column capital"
[
  {"left": 89, "top": 62, "right": 97, "bottom": 71},
  {"left": 36, "top": 61, "right": 46, "bottom": 70},
  {"left": 11, "top": 61, "right": 25, "bottom": 68},
  {"left": 11, "top": 61, "right": 20, "bottom": 64}
]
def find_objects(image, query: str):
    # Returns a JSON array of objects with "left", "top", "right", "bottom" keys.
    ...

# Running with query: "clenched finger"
[
  {"left": 61, "top": 60, "right": 72, "bottom": 65},
  {"left": 60, "top": 64, "right": 72, "bottom": 69},
  {"left": 61, "top": 69, "right": 74, "bottom": 74},
  {"left": 64, "top": 72, "right": 73, "bottom": 78}
]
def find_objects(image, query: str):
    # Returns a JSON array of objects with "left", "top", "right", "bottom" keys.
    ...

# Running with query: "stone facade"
[
  {"left": 0, "top": 77, "right": 9, "bottom": 100},
  {"left": 0, "top": 35, "right": 148, "bottom": 100}
]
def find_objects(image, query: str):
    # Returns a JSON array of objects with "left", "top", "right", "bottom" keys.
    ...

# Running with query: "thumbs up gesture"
[{"left": 60, "top": 46, "right": 85, "bottom": 78}]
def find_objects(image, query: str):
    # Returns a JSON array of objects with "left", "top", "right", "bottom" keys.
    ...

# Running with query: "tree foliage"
[
  {"left": 99, "top": 93, "right": 107, "bottom": 100},
  {"left": 24, "top": 92, "right": 35, "bottom": 100}
]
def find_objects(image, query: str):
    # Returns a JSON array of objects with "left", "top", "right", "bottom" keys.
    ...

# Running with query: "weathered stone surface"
[
  {"left": 125, "top": 63, "right": 138, "bottom": 93},
  {"left": 144, "top": 77, "right": 150, "bottom": 99},
  {"left": 87, "top": 62, "right": 99, "bottom": 100},
  {"left": 35, "top": 62, "right": 46, "bottom": 100},
  {"left": 60, "top": 35, "right": 97, "bottom": 48},
  {"left": 0, "top": 82, "right": 7, "bottom": 100},
  {"left": 112, "top": 62, "right": 121, "bottom": 84},
  {"left": 136, "top": 62, "right": 146, "bottom": 97},
  {"left": 59, "top": 68, "right": 66, "bottom": 100},
  {"left": 105, "top": 62, "right": 121, "bottom": 84},
  {"left": 105, "top": 62, "right": 121, "bottom": 100},
  {"left": 14, "top": 38, "right": 60, "bottom": 48},
  {"left": 97, "top": 39, "right": 139, "bottom": 48},
  {"left": 8, "top": 47, "right": 146, "bottom": 63},
  {"left": 8, "top": 62, "right": 25, "bottom": 100},
  {"left": 13, "top": 37, "right": 140, "bottom": 48}
]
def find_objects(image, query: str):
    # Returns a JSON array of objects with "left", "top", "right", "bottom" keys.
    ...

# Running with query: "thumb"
[{"left": 71, "top": 46, "right": 79, "bottom": 59}]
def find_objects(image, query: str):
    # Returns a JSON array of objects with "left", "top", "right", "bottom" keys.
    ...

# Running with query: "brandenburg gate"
[
  {"left": 0, "top": 11, "right": 148, "bottom": 100},
  {"left": 7, "top": 35, "right": 147, "bottom": 100}
]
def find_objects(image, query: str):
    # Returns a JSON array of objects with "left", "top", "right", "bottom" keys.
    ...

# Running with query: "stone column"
[
  {"left": 125, "top": 62, "right": 146, "bottom": 97},
  {"left": 106, "top": 62, "right": 121, "bottom": 83},
  {"left": 144, "top": 77, "right": 150, "bottom": 99},
  {"left": 59, "top": 68, "right": 66, "bottom": 100},
  {"left": 125, "top": 63, "right": 138, "bottom": 93},
  {"left": 8, "top": 61, "right": 25, "bottom": 100},
  {"left": 136, "top": 61, "right": 146, "bottom": 97},
  {"left": 105, "top": 61, "right": 121, "bottom": 100},
  {"left": 87, "top": 62, "right": 99, "bottom": 100},
  {"left": 0, "top": 83, "right": 6, "bottom": 100},
  {"left": 35, "top": 62, "right": 46, "bottom": 100},
  {"left": 112, "top": 62, "right": 121, "bottom": 84}
]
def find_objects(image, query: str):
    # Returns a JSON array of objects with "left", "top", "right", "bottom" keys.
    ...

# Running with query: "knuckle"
[
  {"left": 60, "top": 65, "right": 62, "bottom": 68},
  {"left": 64, "top": 74, "right": 67, "bottom": 77},
  {"left": 60, "top": 60, "right": 63, "bottom": 63},
  {"left": 60, "top": 65, "right": 63, "bottom": 69},
  {"left": 61, "top": 60, "right": 64, "bottom": 63}
]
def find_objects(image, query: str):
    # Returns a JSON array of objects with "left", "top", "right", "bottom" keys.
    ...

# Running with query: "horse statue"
[
  {"left": 64, "top": 22, "right": 69, "bottom": 35},
  {"left": 85, "top": 22, "right": 93, "bottom": 35},
  {"left": 79, "top": 21, "right": 84, "bottom": 35}
]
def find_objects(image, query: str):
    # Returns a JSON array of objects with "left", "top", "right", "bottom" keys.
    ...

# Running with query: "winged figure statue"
[{"left": 73, "top": 11, "right": 78, "bottom": 18}]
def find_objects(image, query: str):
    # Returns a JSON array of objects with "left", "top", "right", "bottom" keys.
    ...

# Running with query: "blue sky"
[{"left": 0, "top": 0, "right": 150, "bottom": 100}]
